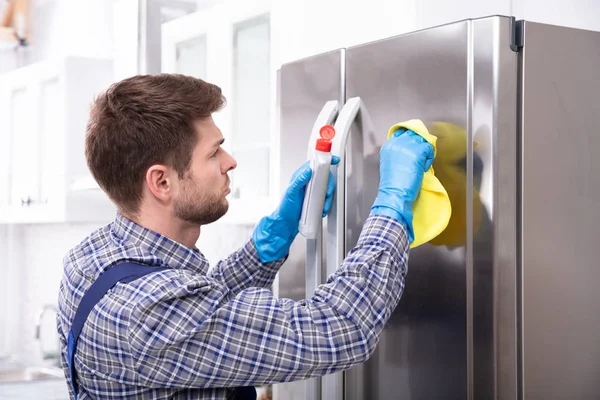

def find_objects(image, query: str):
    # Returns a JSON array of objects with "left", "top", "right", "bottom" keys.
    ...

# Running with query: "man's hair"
[{"left": 85, "top": 74, "right": 226, "bottom": 216}]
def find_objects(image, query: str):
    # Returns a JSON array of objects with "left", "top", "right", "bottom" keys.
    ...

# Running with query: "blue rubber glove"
[
  {"left": 370, "top": 128, "right": 435, "bottom": 243},
  {"left": 253, "top": 155, "right": 341, "bottom": 263}
]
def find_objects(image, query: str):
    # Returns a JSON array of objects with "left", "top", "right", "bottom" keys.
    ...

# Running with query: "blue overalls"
[{"left": 66, "top": 262, "right": 256, "bottom": 400}]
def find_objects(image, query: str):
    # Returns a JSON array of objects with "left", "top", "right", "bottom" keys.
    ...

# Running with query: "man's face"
[{"left": 173, "top": 117, "right": 237, "bottom": 225}]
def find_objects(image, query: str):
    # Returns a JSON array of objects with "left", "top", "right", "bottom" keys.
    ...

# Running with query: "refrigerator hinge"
[{"left": 510, "top": 17, "right": 525, "bottom": 52}]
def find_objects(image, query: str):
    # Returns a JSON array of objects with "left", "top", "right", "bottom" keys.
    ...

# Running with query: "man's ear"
[{"left": 145, "top": 165, "right": 174, "bottom": 202}]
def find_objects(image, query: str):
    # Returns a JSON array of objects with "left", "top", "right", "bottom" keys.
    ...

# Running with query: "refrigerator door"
[
  {"left": 519, "top": 22, "right": 600, "bottom": 399},
  {"left": 275, "top": 49, "right": 344, "bottom": 400},
  {"left": 343, "top": 16, "right": 518, "bottom": 400}
]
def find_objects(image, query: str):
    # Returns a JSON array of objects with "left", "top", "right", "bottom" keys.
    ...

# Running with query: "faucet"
[{"left": 34, "top": 304, "right": 60, "bottom": 367}]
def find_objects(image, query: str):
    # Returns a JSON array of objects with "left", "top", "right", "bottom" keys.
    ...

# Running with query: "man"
[{"left": 57, "top": 74, "right": 434, "bottom": 399}]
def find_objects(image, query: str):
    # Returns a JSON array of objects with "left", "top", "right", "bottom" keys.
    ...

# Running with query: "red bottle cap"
[
  {"left": 315, "top": 125, "right": 335, "bottom": 152},
  {"left": 319, "top": 125, "right": 335, "bottom": 140},
  {"left": 316, "top": 138, "right": 332, "bottom": 152}
]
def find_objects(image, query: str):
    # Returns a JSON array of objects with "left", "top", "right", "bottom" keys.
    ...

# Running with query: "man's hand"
[
  {"left": 370, "top": 128, "right": 435, "bottom": 243},
  {"left": 252, "top": 156, "right": 340, "bottom": 263}
]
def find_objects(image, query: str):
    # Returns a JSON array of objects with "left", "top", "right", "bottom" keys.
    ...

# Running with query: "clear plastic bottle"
[{"left": 299, "top": 125, "right": 336, "bottom": 239}]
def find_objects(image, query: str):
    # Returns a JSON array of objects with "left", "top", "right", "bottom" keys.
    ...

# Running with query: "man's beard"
[{"left": 174, "top": 183, "right": 229, "bottom": 226}]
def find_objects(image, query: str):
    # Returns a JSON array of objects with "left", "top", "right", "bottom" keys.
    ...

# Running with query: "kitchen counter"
[{"left": 0, "top": 379, "right": 68, "bottom": 400}]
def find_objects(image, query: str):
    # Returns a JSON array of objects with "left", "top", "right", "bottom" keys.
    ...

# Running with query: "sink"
[{"left": 0, "top": 366, "right": 64, "bottom": 383}]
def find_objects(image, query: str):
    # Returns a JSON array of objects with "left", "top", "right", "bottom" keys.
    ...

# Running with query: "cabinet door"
[
  {"left": 174, "top": 34, "right": 208, "bottom": 79},
  {"left": 162, "top": 0, "right": 276, "bottom": 224},
  {"left": 161, "top": 8, "right": 211, "bottom": 79},
  {"left": 1, "top": 57, "right": 115, "bottom": 223},
  {"left": 39, "top": 76, "right": 63, "bottom": 208},
  {"left": 9, "top": 85, "right": 39, "bottom": 209},
  {"left": 230, "top": 15, "right": 271, "bottom": 200},
  {"left": 0, "top": 85, "right": 11, "bottom": 209}
]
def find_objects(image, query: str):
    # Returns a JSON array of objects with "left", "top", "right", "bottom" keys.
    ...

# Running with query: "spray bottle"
[{"left": 299, "top": 125, "right": 336, "bottom": 239}]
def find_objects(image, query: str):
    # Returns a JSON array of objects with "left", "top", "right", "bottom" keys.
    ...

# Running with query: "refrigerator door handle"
[
  {"left": 322, "top": 96, "right": 366, "bottom": 400},
  {"left": 327, "top": 96, "right": 362, "bottom": 273},
  {"left": 304, "top": 99, "right": 339, "bottom": 298},
  {"left": 304, "top": 100, "right": 339, "bottom": 400}
]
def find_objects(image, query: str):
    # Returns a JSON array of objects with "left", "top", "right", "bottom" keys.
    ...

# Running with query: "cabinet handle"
[{"left": 20, "top": 197, "right": 48, "bottom": 206}]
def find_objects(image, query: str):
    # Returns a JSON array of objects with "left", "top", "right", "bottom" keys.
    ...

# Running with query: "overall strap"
[
  {"left": 67, "top": 262, "right": 168, "bottom": 399},
  {"left": 234, "top": 386, "right": 257, "bottom": 400}
]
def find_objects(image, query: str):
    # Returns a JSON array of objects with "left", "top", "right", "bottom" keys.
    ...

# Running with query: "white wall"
[
  {"left": 416, "top": 0, "right": 512, "bottom": 29},
  {"left": 9, "top": 222, "right": 104, "bottom": 364},
  {"left": 272, "top": 0, "right": 600, "bottom": 65},
  {"left": 515, "top": 0, "right": 600, "bottom": 31},
  {"left": 271, "top": 0, "right": 419, "bottom": 64}
]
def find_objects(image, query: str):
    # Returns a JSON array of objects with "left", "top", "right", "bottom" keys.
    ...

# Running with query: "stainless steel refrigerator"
[{"left": 274, "top": 15, "right": 600, "bottom": 400}]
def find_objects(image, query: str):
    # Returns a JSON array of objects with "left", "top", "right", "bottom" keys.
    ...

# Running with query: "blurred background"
[{"left": 0, "top": 0, "right": 599, "bottom": 398}]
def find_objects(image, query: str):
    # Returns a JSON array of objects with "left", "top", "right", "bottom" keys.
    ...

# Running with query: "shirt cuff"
[
  {"left": 357, "top": 214, "right": 410, "bottom": 262},
  {"left": 246, "top": 239, "right": 288, "bottom": 273}
]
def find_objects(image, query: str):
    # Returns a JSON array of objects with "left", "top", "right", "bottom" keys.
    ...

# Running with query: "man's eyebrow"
[{"left": 213, "top": 138, "right": 225, "bottom": 148}]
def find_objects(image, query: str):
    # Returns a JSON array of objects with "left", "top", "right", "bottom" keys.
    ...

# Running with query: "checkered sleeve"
[
  {"left": 127, "top": 215, "right": 409, "bottom": 389},
  {"left": 207, "top": 240, "right": 285, "bottom": 296}
]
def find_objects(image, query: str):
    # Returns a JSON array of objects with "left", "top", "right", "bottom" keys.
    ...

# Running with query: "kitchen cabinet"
[
  {"left": 161, "top": 0, "right": 277, "bottom": 225},
  {"left": 0, "top": 56, "right": 116, "bottom": 224}
]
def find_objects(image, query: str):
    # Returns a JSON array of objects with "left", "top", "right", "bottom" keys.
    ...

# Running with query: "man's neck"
[{"left": 122, "top": 210, "right": 201, "bottom": 249}]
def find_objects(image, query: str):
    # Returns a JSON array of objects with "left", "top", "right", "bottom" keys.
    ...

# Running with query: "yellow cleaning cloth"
[{"left": 387, "top": 120, "right": 452, "bottom": 248}]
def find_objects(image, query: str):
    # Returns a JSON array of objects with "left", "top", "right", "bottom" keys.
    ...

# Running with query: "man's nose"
[{"left": 225, "top": 151, "right": 237, "bottom": 172}]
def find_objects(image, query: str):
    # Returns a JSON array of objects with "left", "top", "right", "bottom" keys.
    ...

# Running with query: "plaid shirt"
[{"left": 57, "top": 212, "right": 409, "bottom": 399}]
